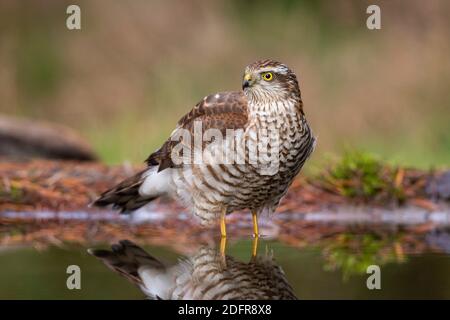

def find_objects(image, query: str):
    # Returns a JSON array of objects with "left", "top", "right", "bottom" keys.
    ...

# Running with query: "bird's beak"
[{"left": 242, "top": 73, "right": 252, "bottom": 90}]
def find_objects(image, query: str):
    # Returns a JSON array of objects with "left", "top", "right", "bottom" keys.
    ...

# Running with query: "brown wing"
[{"left": 146, "top": 91, "right": 248, "bottom": 171}]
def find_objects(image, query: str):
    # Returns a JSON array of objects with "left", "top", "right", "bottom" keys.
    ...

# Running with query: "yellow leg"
[
  {"left": 220, "top": 207, "right": 227, "bottom": 238},
  {"left": 219, "top": 208, "right": 227, "bottom": 267},
  {"left": 252, "top": 235, "right": 259, "bottom": 258},
  {"left": 252, "top": 210, "right": 259, "bottom": 237},
  {"left": 220, "top": 236, "right": 227, "bottom": 257}
]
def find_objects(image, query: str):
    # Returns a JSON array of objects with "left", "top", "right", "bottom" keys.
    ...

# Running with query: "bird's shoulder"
[
  {"left": 177, "top": 91, "right": 248, "bottom": 129},
  {"left": 146, "top": 91, "right": 248, "bottom": 170}
]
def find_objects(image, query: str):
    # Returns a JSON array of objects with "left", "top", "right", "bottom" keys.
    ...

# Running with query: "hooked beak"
[{"left": 242, "top": 73, "right": 252, "bottom": 90}]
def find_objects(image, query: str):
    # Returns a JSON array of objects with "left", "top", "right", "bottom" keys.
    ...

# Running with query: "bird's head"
[{"left": 242, "top": 59, "right": 301, "bottom": 103}]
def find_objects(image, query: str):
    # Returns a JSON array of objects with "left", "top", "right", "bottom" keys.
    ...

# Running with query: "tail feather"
[
  {"left": 92, "top": 169, "right": 157, "bottom": 213},
  {"left": 88, "top": 240, "right": 165, "bottom": 288}
]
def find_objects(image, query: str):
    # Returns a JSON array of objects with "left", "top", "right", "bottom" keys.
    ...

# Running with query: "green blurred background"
[{"left": 1, "top": 0, "right": 449, "bottom": 168}]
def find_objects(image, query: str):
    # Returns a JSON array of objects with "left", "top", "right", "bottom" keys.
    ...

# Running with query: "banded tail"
[
  {"left": 92, "top": 167, "right": 171, "bottom": 213},
  {"left": 88, "top": 240, "right": 168, "bottom": 299}
]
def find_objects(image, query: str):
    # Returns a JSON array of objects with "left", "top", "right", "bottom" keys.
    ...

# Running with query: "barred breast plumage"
[
  {"left": 169, "top": 93, "right": 315, "bottom": 224},
  {"left": 93, "top": 59, "right": 316, "bottom": 232},
  {"left": 88, "top": 240, "right": 297, "bottom": 300}
]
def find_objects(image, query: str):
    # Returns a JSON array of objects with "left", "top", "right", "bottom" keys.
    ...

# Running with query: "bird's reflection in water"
[{"left": 88, "top": 238, "right": 296, "bottom": 300}]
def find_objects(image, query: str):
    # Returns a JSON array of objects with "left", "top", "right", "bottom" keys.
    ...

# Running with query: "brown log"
[{"left": 0, "top": 115, "right": 97, "bottom": 161}]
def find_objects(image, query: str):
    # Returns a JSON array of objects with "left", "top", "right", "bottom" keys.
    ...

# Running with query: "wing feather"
[{"left": 146, "top": 91, "right": 248, "bottom": 171}]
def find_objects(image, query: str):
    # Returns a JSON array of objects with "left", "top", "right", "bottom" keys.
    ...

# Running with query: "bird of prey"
[
  {"left": 93, "top": 59, "right": 316, "bottom": 237},
  {"left": 88, "top": 240, "right": 297, "bottom": 300}
]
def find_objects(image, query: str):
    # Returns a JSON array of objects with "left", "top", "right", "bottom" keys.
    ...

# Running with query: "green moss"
[
  {"left": 325, "top": 151, "right": 386, "bottom": 197},
  {"left": 319, "top": 150, "right": 406, "bottom": 202},
  {"left": 323, "top": 233, "right": 403, "bottom": 280}
]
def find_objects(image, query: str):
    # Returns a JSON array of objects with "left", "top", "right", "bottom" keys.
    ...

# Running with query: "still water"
[{"left": 1, "top": 233, "right": 449, "bottom": 299}]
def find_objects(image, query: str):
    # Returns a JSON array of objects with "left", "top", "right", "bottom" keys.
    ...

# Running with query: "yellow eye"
[{"left": 262, "top": 72, "right": 273, "bottom": 81}]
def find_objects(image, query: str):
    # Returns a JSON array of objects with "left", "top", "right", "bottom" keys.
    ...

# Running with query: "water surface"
[{"left": 1, "top": 234, "right": 449, "bottom": 299}]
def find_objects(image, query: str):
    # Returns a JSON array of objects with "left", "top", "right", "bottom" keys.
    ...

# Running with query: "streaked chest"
[{"left": 246, "top": 99, "right": 304, "bottom": 164}]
